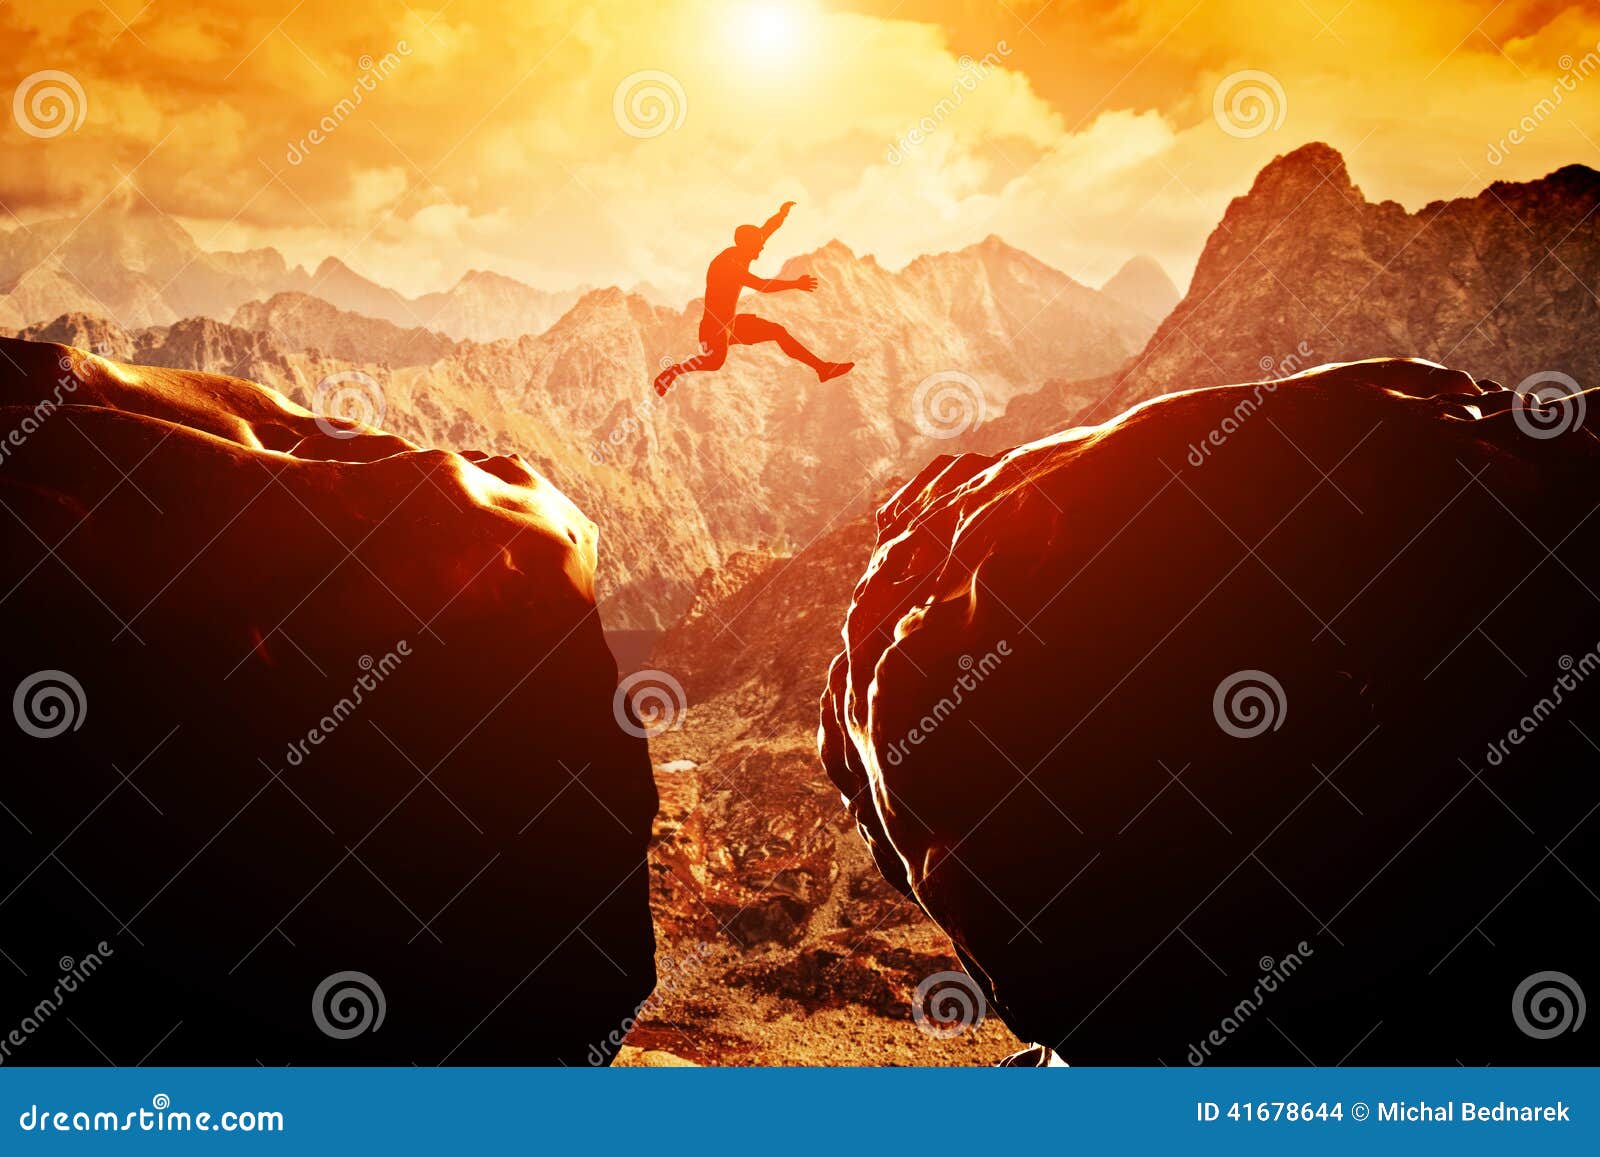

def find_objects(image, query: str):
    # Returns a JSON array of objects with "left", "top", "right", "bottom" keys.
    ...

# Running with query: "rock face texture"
[
  {"left": 0, "top": 337, "right": 656, "bottom": 1064},
  {"left": 821, "top": 359, "right": 1599, "bottom": 1064},
  {"left": 1101, "top": 143, "right": 1600, "bottom": 417}
]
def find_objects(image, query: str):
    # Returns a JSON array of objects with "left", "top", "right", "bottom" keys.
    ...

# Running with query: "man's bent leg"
[{"left": 730, "top": 314, "right": 825, "bottom": 374}]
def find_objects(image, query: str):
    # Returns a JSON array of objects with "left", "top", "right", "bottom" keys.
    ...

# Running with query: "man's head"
[{"left": 733, "top": 224, "right": 764, "bottom": 257}]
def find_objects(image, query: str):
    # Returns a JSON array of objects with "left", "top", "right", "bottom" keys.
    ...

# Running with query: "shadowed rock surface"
[
  {"left": 821, "top": 358, "right": 1599, "bottom": 1064},
  {"left": 0, "top": 336, "right": 656, "bottom": 1064}
]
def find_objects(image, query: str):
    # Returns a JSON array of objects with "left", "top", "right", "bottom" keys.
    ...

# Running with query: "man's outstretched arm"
[
  {"left": 759, "top": 200, "right": 796, "bottom": 243},
  {"left": 744, "top": 272, "right": 818, "bottom": 293}
]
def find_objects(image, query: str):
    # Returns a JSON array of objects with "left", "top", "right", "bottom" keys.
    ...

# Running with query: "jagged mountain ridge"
[
  {"left": 0, "top": 208, "right": 581, "bottom": 342},
  {"left": 1098, "top": 142, "right": 1600, "bottom": 415},
  {"left": 5, "top": 233, "right": 1157, "bottom": 628}
]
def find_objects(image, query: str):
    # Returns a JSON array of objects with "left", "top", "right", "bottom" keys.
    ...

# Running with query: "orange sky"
[{"left": 3, "top": 0, "right": 1598, "bottom": 297}]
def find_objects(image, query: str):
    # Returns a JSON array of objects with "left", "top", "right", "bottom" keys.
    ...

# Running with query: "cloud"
[{"left": 2, "top": 0, "right": 1597, "bottom": 297}]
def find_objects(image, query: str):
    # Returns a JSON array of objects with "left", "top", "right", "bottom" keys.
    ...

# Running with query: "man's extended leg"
[
  {"left": 654, "top": 333, "right": 728, "bottom": 396},
  {"left": 731, "top": 314, "right": 853, "bottom": 381}
]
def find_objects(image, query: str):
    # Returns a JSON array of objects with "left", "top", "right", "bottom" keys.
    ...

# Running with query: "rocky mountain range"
[
  {"left": 2, "top": 228, "right": 1161, "bottom": 628},
  {"left": 1096, "top": 141, "right": 1600, "bottom": 417},
  {"left": 0, "top": 207, "right": 580, "bottom": 342}
]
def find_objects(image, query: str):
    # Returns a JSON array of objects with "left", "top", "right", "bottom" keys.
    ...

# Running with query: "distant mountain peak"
[
  {"left": 1248, "top": 141, "right": 1356, "bottom": 200},
  {"left": 1101, "top": 255, "right": 1180, "bottom": 323}
]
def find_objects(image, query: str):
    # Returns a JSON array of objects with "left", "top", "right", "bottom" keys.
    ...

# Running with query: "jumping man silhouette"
[{"left": 654, "top": 201, "right": 854, "bottom": 396}]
